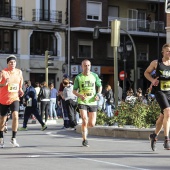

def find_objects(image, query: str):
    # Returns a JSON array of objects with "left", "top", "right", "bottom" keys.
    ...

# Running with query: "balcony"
[
  {"left": 108, "top": 16, "right": 165, "bottom": 34},
  {"left": 32, "top": 9, "right": 62, "bottom": 24},
  {"left": 0, "top": 6, "right": 22, "bottom": 20}
]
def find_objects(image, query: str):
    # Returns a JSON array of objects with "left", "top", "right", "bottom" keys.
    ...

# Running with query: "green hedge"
[{"left": 96, "top": 101, "right": 160, "bottom": 128}]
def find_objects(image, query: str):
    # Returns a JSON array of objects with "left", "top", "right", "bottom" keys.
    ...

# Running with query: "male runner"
[
  {"left": 0, "top": 55, "right": 24, "bottom": 147},
  {"left": 73, "top": 59, "right": 102, "bottom": 147}
]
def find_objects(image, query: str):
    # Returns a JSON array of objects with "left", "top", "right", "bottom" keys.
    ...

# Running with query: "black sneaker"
[
  {"left": 164, "top": 140, "right": 170, "bottom": 150},
  {"left": 149, "top": 133, "right": 157, "bottom": 151},
  {"left": 82, "top": 140, "right": 89, "bottom": 147}
]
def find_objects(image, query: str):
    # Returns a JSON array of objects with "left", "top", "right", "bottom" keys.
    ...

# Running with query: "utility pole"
[
  {"left": 111, "top": 20, "right": 120, "bottom": 110},
  {"left": 45, "top": 50, "right": 54, "bottom": 86}
]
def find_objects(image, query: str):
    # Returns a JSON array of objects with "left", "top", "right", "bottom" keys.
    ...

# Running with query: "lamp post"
[{"left": 118, "top": 37, "right": 132, "bottom": 95}]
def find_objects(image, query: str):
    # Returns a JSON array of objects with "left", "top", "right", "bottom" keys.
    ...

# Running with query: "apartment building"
[
  {"left": 69, "top": 0, "right": 166, "bottom": 92},
  {"left": 0, "top": 0, "right": 67, "bottom": 89}
]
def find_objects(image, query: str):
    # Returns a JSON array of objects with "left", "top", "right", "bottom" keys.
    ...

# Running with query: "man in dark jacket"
[{"left": 19, "top": 80, "right": 47, "bottom": 131}]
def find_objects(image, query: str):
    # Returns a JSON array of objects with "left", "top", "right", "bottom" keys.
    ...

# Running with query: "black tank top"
[{"left": 155, "top": 59, "right": 170, "bottom": 92}]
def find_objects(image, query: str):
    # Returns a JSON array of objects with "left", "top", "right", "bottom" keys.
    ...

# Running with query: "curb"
[{"left": 75, "top": 125, "right": 165, "bottom": 140}]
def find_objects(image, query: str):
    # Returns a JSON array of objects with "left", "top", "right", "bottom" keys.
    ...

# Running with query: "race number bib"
[
  {"left": 160, "top": 80, "right": 170, "bottom": 91},
  {"left": 8, "top": 83, "right": 19, "bottom": 92}
]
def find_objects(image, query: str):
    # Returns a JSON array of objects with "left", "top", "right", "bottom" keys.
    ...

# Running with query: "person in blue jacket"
[{"left": 19, "top": 80, "right": 47, "bottom": 131}]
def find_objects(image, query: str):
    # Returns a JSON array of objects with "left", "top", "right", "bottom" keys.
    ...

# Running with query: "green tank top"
[{"left": 73, "top": 72, "right": 102, "bottom": 105}]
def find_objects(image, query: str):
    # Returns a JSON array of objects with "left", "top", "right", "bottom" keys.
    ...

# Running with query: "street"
[{"left": 0, "top": 119, "right": 170, "bottom": 170}]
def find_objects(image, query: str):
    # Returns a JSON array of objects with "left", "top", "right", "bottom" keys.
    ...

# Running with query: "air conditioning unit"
[{"left": 148, "top": 3, "right": 157, "bottom": 13}]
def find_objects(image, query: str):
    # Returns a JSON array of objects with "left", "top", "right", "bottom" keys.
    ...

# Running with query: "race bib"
[
  {"left": 160, "top": 80, "right": 170, "bottom": 91},
  {"left": 8, "top": 83, "right": 19, "bottom": 92}
]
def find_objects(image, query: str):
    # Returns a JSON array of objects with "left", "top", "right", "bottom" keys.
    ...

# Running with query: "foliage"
[{"left": 96, "top": 101, "right": 160, "bottom": 128}]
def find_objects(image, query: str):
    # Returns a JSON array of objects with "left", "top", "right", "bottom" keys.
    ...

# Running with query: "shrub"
[{"left": 96, "top": 101, "right": 160, "bottom": 128}]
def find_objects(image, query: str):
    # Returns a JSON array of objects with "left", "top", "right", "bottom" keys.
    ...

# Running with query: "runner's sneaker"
[
  {"left": 149, "top": 133, "right": 157, "bottom": 151},
  {"left": 0, "top": 138, "right": 4, "bottom": 148},
  {"left": 4, "top": 126, "right": 8, "bottom": 133},
  {"left": 41, "top": 124, "right": 47, "bottom": 131},
  {"left": 18, "top": 127, "right": 28, "bottom": 131},
  {"left": 82, "top": 140, "right": 89, "bottom": 147},
  {"left": 164, "top": 139, "right": 170, "bottom": 150},
  {"left": 10, "top": 138, "right": 19, "bottom": 147}
]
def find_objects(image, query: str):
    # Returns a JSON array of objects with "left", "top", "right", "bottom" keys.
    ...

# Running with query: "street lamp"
[{"left": 118, "top": 38, "right": 132, "bottom": 95}]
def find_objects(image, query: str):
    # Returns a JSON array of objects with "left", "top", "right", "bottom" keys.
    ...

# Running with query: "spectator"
[
  {"left": 136, "top": 88, "right": 145, "bottom": 103},
  {"left": 38, "top": 81, "right": 50, "bottom": 123},
  {"left": 58, "top": 74, "right": 70, "bottom": 128},
  {"left": 19, "top": 80, "right": 47, "bottom": 131},
  {"left": 118, "top": 81, "right": 123, "bottom": 101},
  {"left": 62, "top": 78, "right": 77, "bottom": 128},
  {"left": 105, "top": 85, "right": 114, "bottom": 117},
  {"left": 49, "top": 82, "right": 58, "bottom": 120},
  {"left": 35, "top": 82, "right": 41, "bottom": 113}
]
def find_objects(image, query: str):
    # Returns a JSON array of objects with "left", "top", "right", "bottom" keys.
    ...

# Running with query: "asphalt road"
[{"left": 0, "top": 119, "right": 170, "bottom": 170}]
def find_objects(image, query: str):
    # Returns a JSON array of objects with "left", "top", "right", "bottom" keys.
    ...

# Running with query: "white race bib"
[{"left": 8, "top": 83, "right": 19, "bottom": 92}]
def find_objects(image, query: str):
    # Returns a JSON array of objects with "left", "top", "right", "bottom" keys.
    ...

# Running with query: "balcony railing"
[
  {"left": 0, "top": 6, "right": 22, "bottom": 20},
  {"left": 108, "top": 16, "right": 165, "bottom": 33},
  {"left": 32, "top": 9, "right": 62, "bottom": 23}
]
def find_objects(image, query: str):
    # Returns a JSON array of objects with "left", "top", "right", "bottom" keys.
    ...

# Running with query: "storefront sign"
[
  {"left": 91, "top": 66, "right": 101, "bottom": 75},
  {"left": 71, "top": 65, "right": 79, "bottom": 75}
]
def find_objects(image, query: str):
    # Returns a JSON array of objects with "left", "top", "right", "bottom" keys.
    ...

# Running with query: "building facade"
[
  {"left": 69, "top": 0, "right": 166, "bottom": 92},
  {"left": 0, "top": 0, "right": 67, "bottom": 89}
]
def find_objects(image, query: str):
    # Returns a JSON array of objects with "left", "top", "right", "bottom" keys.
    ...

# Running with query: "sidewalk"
[
  {"left": 75, "top": 124, "right": 165, "bottom": 140},
  {"left": 23, "top": 118, "right": 165, "bottom": 140}
]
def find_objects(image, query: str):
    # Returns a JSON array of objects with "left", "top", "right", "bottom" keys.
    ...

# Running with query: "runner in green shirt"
[{"left": 73, "top": 59, "right": 102, "bottom": 147}]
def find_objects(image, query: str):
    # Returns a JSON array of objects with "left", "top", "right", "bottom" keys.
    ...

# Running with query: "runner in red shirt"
[{"left": 0, "top": 55, "right": 24, "bottom": 148}]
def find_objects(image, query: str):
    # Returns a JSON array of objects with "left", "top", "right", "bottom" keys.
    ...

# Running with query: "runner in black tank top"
[{"left": 144, "top": 43, "right": 170, "bottom": 150}]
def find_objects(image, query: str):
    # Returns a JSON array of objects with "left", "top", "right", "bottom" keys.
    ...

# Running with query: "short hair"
[
  {"left": 41, "top": 81, "right": 48, "bottom": 87},
  {"left": 105, "top": 84, "right": 111, "bottom": 91},
  {"left": 24, "top": 80, "right": 31, "bottom": 86},
  {"left": 162, "top": 43, "right": 170, "bottom": 52}
]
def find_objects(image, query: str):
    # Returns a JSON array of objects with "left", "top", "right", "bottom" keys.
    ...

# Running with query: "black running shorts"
[
  {"left": 78, "top": 104, "right": 97, "bottom": 112},
  {"left": 155, "top": 91, "right": 170, "bottom": 114},
  {"left": 0, "top": 101, "right": 19, "bottom": 116}
]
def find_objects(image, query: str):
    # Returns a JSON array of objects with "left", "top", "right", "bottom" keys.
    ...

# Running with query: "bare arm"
[{"left": 144, "top": 60, "right": 159, "bottom": 86}]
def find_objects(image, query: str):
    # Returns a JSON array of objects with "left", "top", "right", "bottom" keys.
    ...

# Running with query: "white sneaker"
[
  {"left": 10, "top": 138, "right": 19, "bottom": 147},
  {"left": 0, "top": 138, "right": 4, "bottom": 148}
]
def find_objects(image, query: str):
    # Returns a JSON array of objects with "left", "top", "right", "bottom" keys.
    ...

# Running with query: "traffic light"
[
  {"left": 165, "top": 0, "right": 170, "bottom": 13},
  {"left": 93, "top": 26, "right": 100, "bottom": 39},
  {"left": 45, "top": 50, "right": 54, "bottom": 68},
  {"left": 130, "top": 69, "right": 134, "bottom": 81}
]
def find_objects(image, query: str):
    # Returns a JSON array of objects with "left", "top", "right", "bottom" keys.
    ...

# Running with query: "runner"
[
  {"left": 73, "top": 59, "right": 102, "bottom": 147},
  {"left": 0, "top": 55, "right": 24, "bottom": 147}
]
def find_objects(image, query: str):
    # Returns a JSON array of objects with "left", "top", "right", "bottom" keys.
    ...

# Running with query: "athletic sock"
[
  {"left": 0, "top": 131, "right": 3, "bottom": 138},
  {"left": 12, "top": 131, "right": 17, "bottom": 138}
]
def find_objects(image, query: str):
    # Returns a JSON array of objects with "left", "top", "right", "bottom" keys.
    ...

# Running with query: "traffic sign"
[{"left": 119, "top": 71, "right": 126, "bottom": 81}]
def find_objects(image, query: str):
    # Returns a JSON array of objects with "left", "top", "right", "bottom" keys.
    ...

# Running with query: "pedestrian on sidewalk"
[
  {"left": 19, "top": 80, "right": 47, "bottom": 131},
  {"left": 0, "top": 55, "right": 24, "bottom": 147},
  {"left": 73, "top": 59, "right": 102, "bottom": 147},
  {"left": 62, "top": 78, "right": 77, "bottom": 128},
  {"left": 49, "top": 82, "right": 58, "bottom": 120},
  {"left": 144, "top": 43, "right": 170, "bottom": 150},
  {"left": 38, "top": 81, "right": 50, "bottom": 123}
]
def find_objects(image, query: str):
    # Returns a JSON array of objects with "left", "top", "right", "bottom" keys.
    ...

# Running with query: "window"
[
  {"left": 0, "top": 0, "right": 11, "bottom": 17},
  {"left": 86, "top": 1, "right": 102, "bottom": 21},
  {"left": 0, "top": 29, "right": 17, "bottom": 54},
  {"left": 136, "top": 43, "right": 148, "bottom": 61},
  {"left": 40, "top": 0, "right": 50, "bottom": 21},
  {"left": 30, "top": 31, "right": 57, "bottom": 56},
  {"left": 78, "top": 40, "right": 93, "bottom": 58},
  {"left": 108, "top": 6, "right": 119, "bottom": 17}
]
